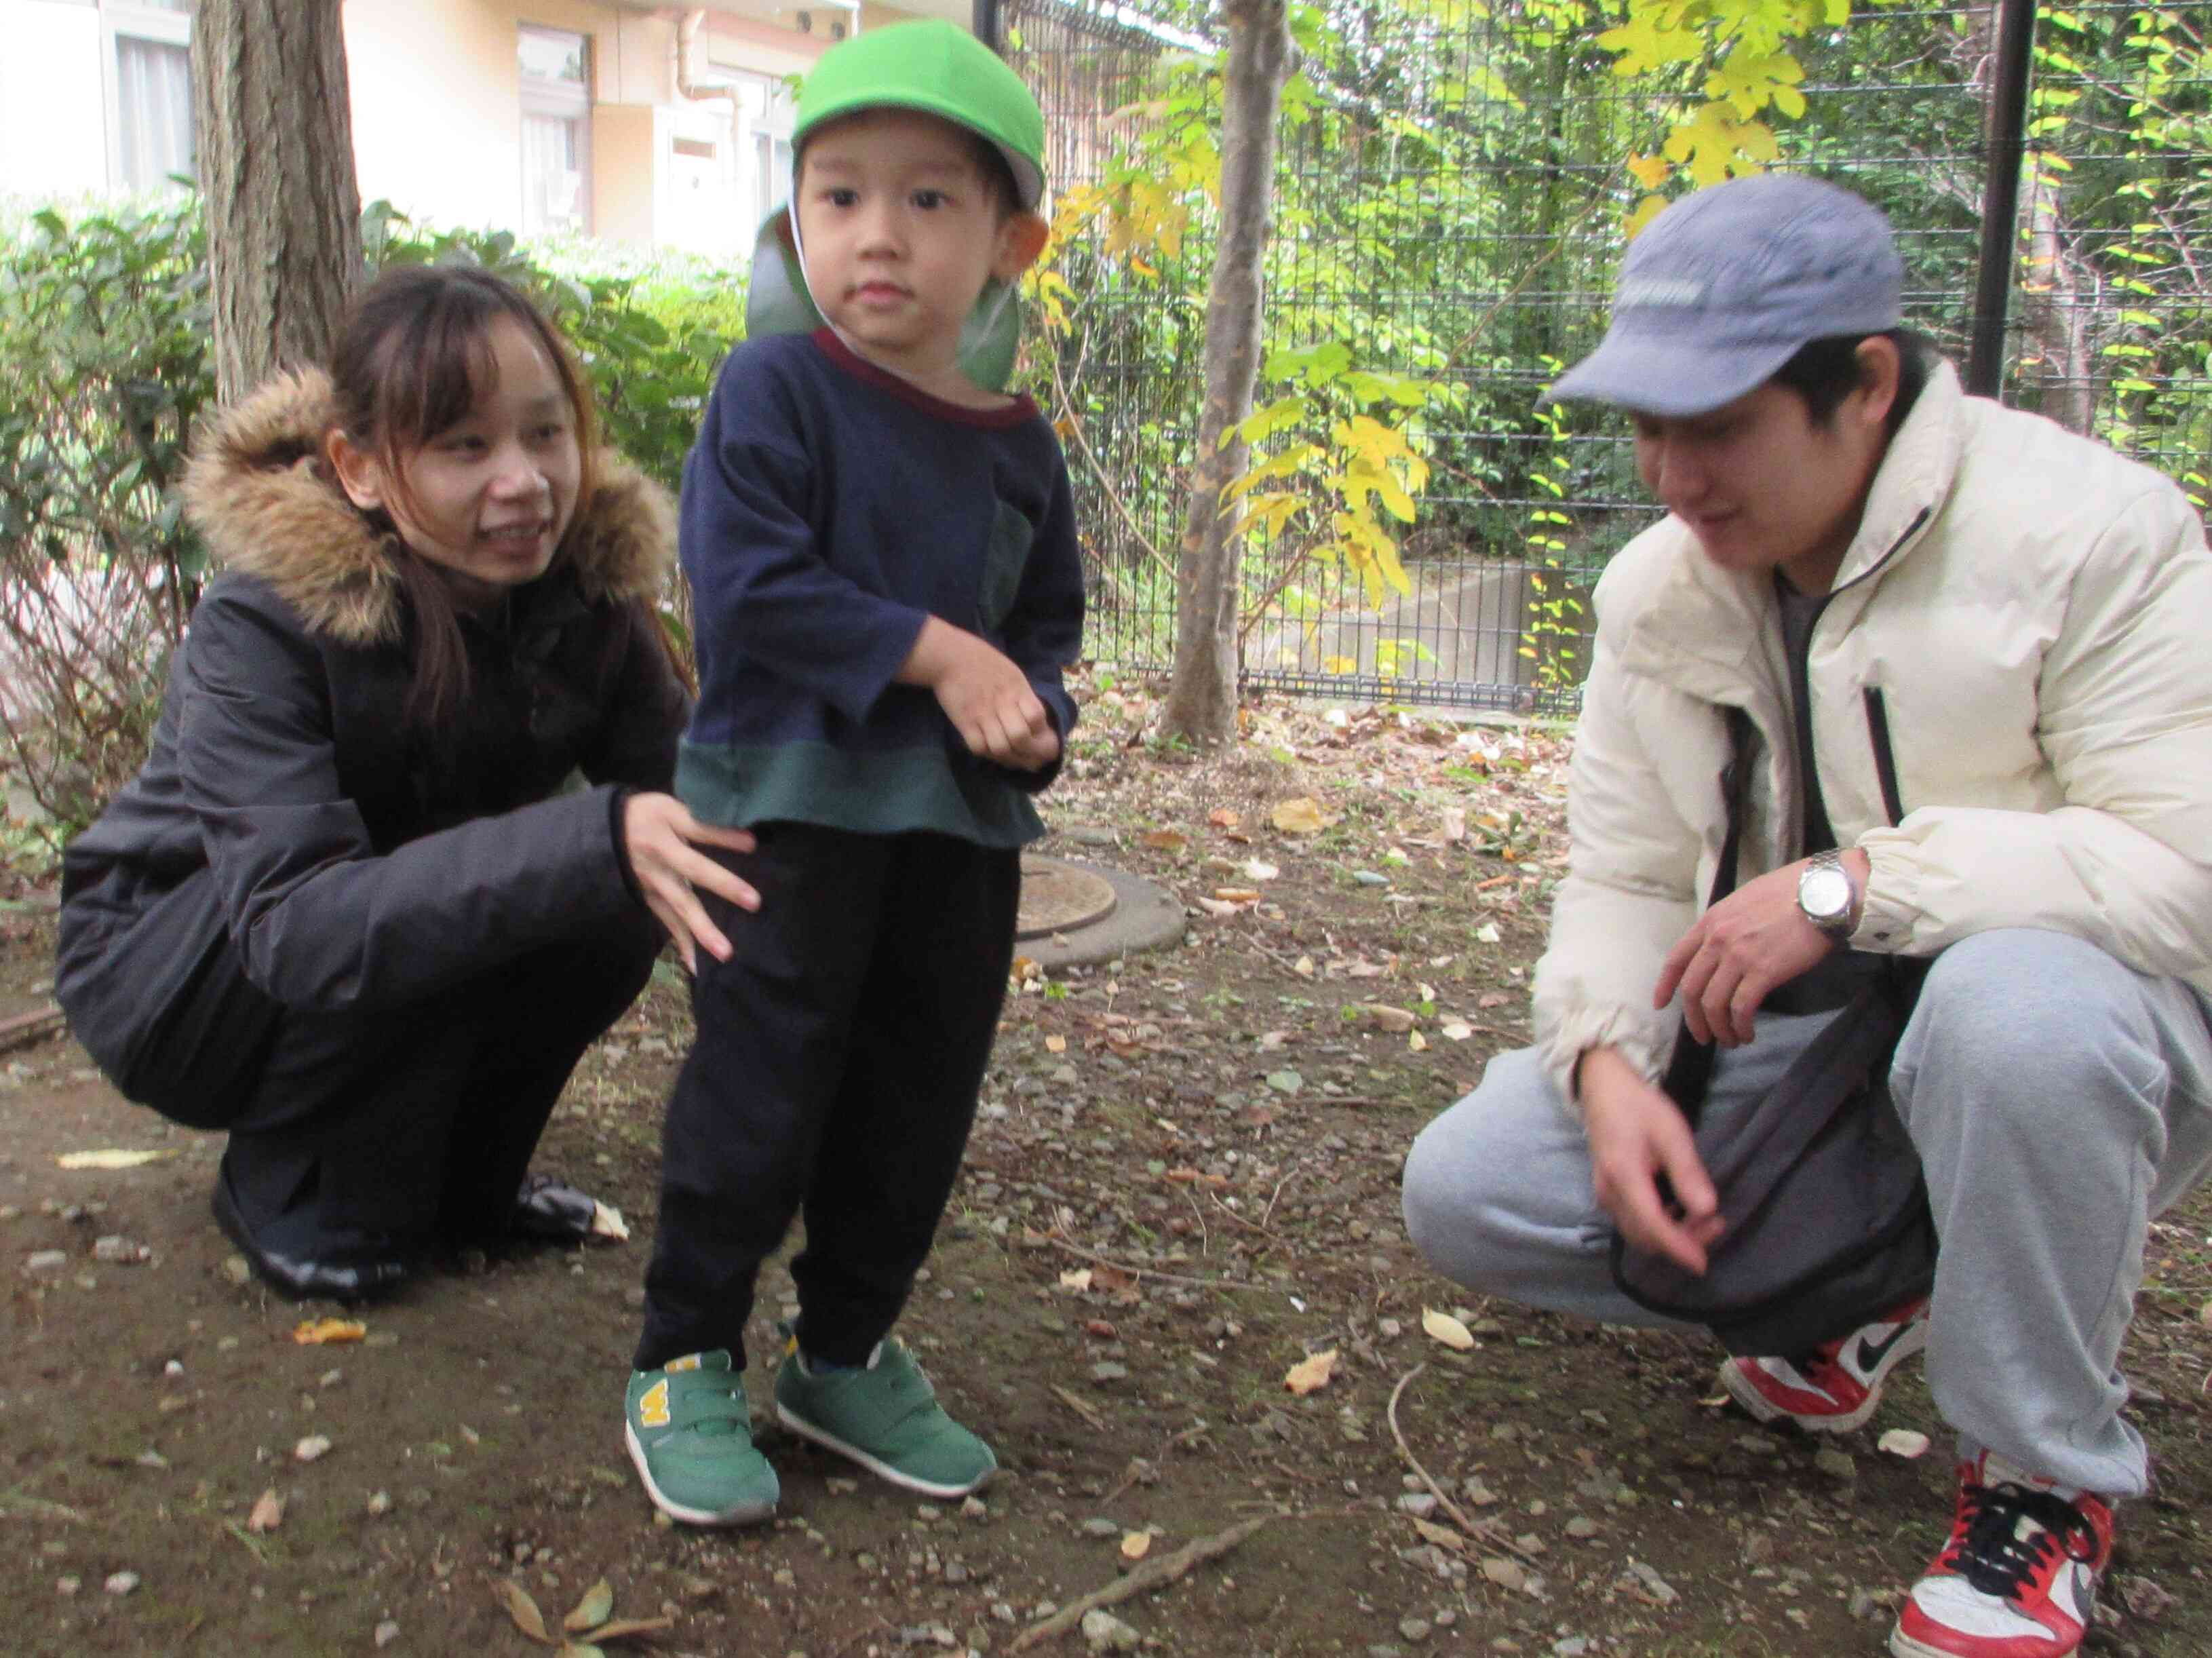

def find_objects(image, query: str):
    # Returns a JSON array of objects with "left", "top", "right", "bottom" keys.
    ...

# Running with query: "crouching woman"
[{"left": 56, "top": 265, "right": 756, "bottom": 1301}]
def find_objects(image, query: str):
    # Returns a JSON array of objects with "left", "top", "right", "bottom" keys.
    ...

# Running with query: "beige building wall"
[{"left": 0, "top": 0, "right": 111, "bottom": 201}]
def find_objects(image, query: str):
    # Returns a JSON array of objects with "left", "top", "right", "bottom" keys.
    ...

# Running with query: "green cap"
[{"left": 793, "top": 20, "right": 1046, "bottom": 212}]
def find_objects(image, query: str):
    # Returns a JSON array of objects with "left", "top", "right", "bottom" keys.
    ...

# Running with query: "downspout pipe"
[{"left": 1965, "top": 0, "right": 2038, "bottom": 400}]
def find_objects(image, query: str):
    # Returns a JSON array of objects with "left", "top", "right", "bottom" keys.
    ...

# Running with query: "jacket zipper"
[{"left": 1862, "top": 687, "right": 1906, "bottom": 827}]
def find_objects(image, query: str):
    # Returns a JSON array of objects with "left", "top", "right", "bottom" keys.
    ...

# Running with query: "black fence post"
[
  {"left": 975, "top": 0, "right": 1003, "bottom": 51},
  {"left": 1966, "top": 0, "right": 2038, "bottom": 399}
]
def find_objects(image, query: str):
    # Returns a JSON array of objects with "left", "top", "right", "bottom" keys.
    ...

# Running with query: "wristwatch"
[{"left": 1797, "top": 849, "right": 1857, "bottom": 940}]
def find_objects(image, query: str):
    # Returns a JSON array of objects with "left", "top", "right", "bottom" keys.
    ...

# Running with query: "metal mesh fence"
[{"left": 1000, "top": 0, "right": 2212, "bottom": 712}]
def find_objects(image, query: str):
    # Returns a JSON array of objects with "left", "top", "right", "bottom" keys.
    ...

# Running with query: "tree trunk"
[
  {"left": 192, "top": 0, "right": 363, "bottom": 404},
  {"left": 2017, "top": 166, "right": 2099, "bottom": 434},
  {"left": 1160, "top": 0, "right": 1292, "bottom": 746}
]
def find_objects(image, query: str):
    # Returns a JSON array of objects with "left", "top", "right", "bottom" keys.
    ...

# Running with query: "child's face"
[
  {"left": 795, "top": 109, "right": 1041, "bottom": 385},
  {"left": 336, "top": 315, "right": 583, "bottom": 608}
]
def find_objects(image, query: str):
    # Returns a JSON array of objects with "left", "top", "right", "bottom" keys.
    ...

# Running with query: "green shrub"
[{"left": 0, "top": 195, "right": 212, "bottom": 844}]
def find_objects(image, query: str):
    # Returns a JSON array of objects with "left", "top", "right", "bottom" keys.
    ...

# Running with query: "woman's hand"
[{"left": 621, "top": 792, "right": 760, "bottom": 973}]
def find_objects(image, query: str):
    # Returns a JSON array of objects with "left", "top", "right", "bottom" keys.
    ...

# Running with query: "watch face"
[{"left": 1801, "top": 865, "right": 1853, "bottom": 922}]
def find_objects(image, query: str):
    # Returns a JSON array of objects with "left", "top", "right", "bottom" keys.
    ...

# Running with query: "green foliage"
[{"left": 0, "top": 195, "right": 211, "bottom": 843}]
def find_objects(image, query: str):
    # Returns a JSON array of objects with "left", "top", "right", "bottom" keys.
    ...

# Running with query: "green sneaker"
[
  {"left": 774, "top": 1338, "right": 996, "bottom": 1499},
  {"left": 622, "top": 1350, "right": 779, "bottom": 1526}
]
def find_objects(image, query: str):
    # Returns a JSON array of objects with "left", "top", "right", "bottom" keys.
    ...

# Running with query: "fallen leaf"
[
  {"left": 580, "top": 1617, "right": 674, "bottom": 1641},
  {"left": 1011, "top": 956, "right": 1041, "bottom": 982},
  {"left": 293, "top": 1434, "right": 332, "bottom": 1463},
  {"left": 1141, "top": 829, "right": 1187, "bottom": 851},
  {"left": 1270, "top": 797, "right": 1336, "bottom": 834},
  {"left": 246, "top": 1488, "right": 284, "bottom": 1533},
  {"left": 1210, "top": 887, "right": 1262, "bottom": 904},
  {"left": 1477, "top": 991, "right": 1511, "bottom": 1009},
  {"left": 1439, "top": 807, "right": 1467, "bottom": 843},
  {"left": 492, "top": 1577, "right": 555, "bottom": 1644},
  {"left": 56, "top": 1149, "right": 177, "bottom": 1171},
  {"left": 1362, "top": 1004, "right": 1417, "bottom": 1034},
  {"left": 1481, "top": 1556, "right": 1529, "bottom": 1592},
  {"left": 564, "top": 1578, "right": 615, "bottom": 1633},
  {"left": 589, "top": 1201, "right": 629, "bottom": 1242},
  {"left": 1412, "top": 1516, "right": 1471, "bottom": 1555},
  {"left": 1243, "top": 859, "right": 1279, "bottom": 881},
  {"left": 1408, "top": 1030, "right": 1428, "bottom": 1052},
  {"left": 1292, "top": 955, "right": 1315, "bottom": 978},
  {"left": 1877, "top": 1429, "right": 1931, "bottom": 1459},
  {"left": 1045, "top": 1035, "right": 1068, "bottom": 1054},
  {"left": 1120, "top": 1531, "right": 1151, "bottom": 1561},
  {"left": 1091, "top": 1264, "right": 1140, "bottom": 1296},
  {"left": 292, "top": 1318, "right": 368, "bottom": 1346},
  {"left": 1058, "top": 1269, "right": 1093, "bottom": 1292},
  {"left": 1207, "top": 808, "right": 1241, "bottom": 828},
  {"left": 1194, "top": 897, "right": 1244, "bottom": 919},
  {"left": 2200, "top": 1298, "right": 2212, "bottom": 1330},
  {"left": 1439, "top": 1020, "right": 1473, "bottom": 1041},
  {"left": 1422, "top": 1308, "right": 1477, "bottom": 1351},
  {"left": 1474, "top": 922, "right": 1502, "bottom": 945},
  {"left": 1283, "top": 1349, "right": 1339, "bottom": 1395}
]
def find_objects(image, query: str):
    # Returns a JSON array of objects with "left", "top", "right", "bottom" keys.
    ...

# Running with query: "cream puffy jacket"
[{"left": 1534, "top": 362, "right": 2212, "bottom": 1111}]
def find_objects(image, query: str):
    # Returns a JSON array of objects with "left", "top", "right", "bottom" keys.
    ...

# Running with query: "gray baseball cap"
[{"left": 1547, "top": 174, "right": 1904, "bottom": 416}]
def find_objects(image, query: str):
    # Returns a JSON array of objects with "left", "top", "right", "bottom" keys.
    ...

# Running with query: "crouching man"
[{"left": 1402, "top": 174, "right": 2212, "bottom": 1658}]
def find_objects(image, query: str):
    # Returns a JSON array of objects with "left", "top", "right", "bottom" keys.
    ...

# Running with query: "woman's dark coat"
[{"left": 57, "top": 368, "right": 687, "bottom": 1104}]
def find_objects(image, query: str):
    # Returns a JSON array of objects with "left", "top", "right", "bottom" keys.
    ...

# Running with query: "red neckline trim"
[{"left": 812, "top": 329, "right": 1039, "bottom": 429}]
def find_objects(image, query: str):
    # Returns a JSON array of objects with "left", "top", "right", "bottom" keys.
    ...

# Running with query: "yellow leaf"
[
  {"left": 1283, "top": 1349, "right": 1340, "bottom": 1395},
  {"left": 589, "top": 1201, "right": 629, "bottom": 1242},
  {"left": 1626, "top": 151, "right": 1671, "bottom": 190},
  {"left": 1625, "top": 193, "right": 1670, "bottom": 238},
  {"left": 1409, "top": 1030, "right": 1429, "bottom": 1052},
  {"left": 1045, "top": 1034, "right": 1068, "bottom": 1054},
  {"left": 1059, "top": 1269, "right": 1093, "bottom": 1291},
  {"left": 1422, "top": 1307, "right": 1477, "bottom": 1350},
  {"left": 1270, "top": 797, "right": 1338, "bottom": 834},
  {"left": 1321, "top": 654, "right": 1359, "bottom": 674},
  {"left": 564, "top": 1579, "right": 615, "bottom": 1633},
  {"left": 492, "top": 1577, "right": 556, "bottom": 1644},
  {"left": 56, "top": 1149, "right": 177, "bottom": 1170},
  {"left": 1121, "top": 1531, "right": 1152, "bottom": 1560},
  {"left": 292, "top": 1318, "right": 368, "bottom": 1346}
]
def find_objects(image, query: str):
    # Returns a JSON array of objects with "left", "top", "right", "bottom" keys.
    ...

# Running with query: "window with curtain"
[
  {"left": 519, "top": 26, "right": 591, "bottom": 236},
  {"left": 115, "top": 35, "right": 193, "bottom": 191}
]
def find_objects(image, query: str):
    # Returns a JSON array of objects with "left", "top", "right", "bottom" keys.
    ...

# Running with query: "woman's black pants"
[{"left": 138, "top": 906, "right": 661, "bottom": 1262}]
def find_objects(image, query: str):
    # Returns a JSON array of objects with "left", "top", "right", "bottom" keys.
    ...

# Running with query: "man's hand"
[
  {"left": 621, "top": 793, "right": 760, "bottom": 973},
  {"left": 1579, "top": 1046, "right": 1724, "bottom": 1275},
  {"left": 900, "top": 617, "right": 1060, "bottom": 770},
  {"left": 1653, "top": 850, "right": 1868, "bottom": 1047}
]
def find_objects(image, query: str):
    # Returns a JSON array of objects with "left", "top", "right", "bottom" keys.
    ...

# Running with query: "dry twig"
[
  {"left": 1386, "top": 1364, "right": 1544, "bottom": 1567},
  {"left": 1007, "top": 1512, "right": 1281, "bottom": 1651}
]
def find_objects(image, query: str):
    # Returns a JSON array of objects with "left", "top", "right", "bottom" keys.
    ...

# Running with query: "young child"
[{"left": 622, "top": 20, "right": 1083, "bottom": 1526}]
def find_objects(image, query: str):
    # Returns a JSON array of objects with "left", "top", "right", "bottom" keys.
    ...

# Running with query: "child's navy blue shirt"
[{"left": 676, "top": 329, "right": 1084, "bottom": 846}]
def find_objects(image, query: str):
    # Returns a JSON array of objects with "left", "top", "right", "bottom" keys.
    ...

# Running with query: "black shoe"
[
  {"left": 211, "top": 1172, "right": 413, "bottom": 1304},
  {"left": 508, "top": 1173, "right": 598, "bottom": 1244}
]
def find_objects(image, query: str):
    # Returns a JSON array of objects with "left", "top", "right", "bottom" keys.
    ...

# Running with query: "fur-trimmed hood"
[{"left": 180, "top": 367, "right": 676, "bottom": 645}]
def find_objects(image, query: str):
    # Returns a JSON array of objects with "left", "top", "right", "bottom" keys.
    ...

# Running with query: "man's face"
[{"left": 1630, "top": 362, "right": 1892, "bottom": 593}]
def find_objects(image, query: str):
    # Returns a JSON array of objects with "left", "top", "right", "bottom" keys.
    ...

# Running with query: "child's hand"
[
  {"left": 901, "top": 618, "right": 1059, "bottom": 770},
  {"left": 620, "top": 792, "right": 761, "bottom": 973}
]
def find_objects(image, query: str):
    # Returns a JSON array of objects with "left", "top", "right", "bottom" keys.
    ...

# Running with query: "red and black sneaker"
[
  {"left": 1890, "top": 1450, "right": 2114, "bottom": 1658},
  {"left": 1718, "top": 1296, "right": 1929, "bottom": 1433}
]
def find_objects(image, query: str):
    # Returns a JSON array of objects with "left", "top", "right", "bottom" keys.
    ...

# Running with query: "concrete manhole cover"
[{"left": 1017, "top": 855, "right": 1119, "bottom": 940}]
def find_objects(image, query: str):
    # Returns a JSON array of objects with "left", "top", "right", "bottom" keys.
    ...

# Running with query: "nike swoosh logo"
[{"left": 1855, "top": 1322, "right": 1916, "bottom": 1374}]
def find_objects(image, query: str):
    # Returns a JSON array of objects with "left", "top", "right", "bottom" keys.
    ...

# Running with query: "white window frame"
[
  {"left": 102, "top": 1, "right": 195, "bottom": 194},
  {"left": 518, "top": 22, "right": 593, "bottom": 236}
]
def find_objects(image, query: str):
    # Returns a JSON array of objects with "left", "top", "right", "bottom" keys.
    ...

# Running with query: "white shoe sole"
[
  {"left": 622, "top": 1421, "right": 777, "bottom": 1527},
  {"left": 775, "top": 1402, "right": 994, "bottom": 1499},
  {"left": 1720, "top": 1318, "right": 1928, "bottom": 1435}
]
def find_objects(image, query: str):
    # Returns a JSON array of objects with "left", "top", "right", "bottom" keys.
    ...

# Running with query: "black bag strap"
[{"left": 1658, "top": 705, "right": 1757, "bottom": 1124}]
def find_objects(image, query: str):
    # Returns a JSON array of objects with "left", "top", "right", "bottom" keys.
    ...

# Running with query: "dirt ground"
[{"left": 5, "top": 687, "right": 2209, "bottom": 1658}]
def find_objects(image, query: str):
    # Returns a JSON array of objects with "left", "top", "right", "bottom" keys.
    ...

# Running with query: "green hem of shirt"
[{"left": 676, "top": 739, "right": 1044, "bottom": 848}]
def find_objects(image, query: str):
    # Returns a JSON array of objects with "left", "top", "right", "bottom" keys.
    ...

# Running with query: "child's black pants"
[{"left": 635, "top": 822, "right": 1019, "bottom": 1371}]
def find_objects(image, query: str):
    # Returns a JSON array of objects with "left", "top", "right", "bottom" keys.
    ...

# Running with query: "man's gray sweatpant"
[{"left": 1401, "top": 929, "right": 2212, "bottom": 1498}]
